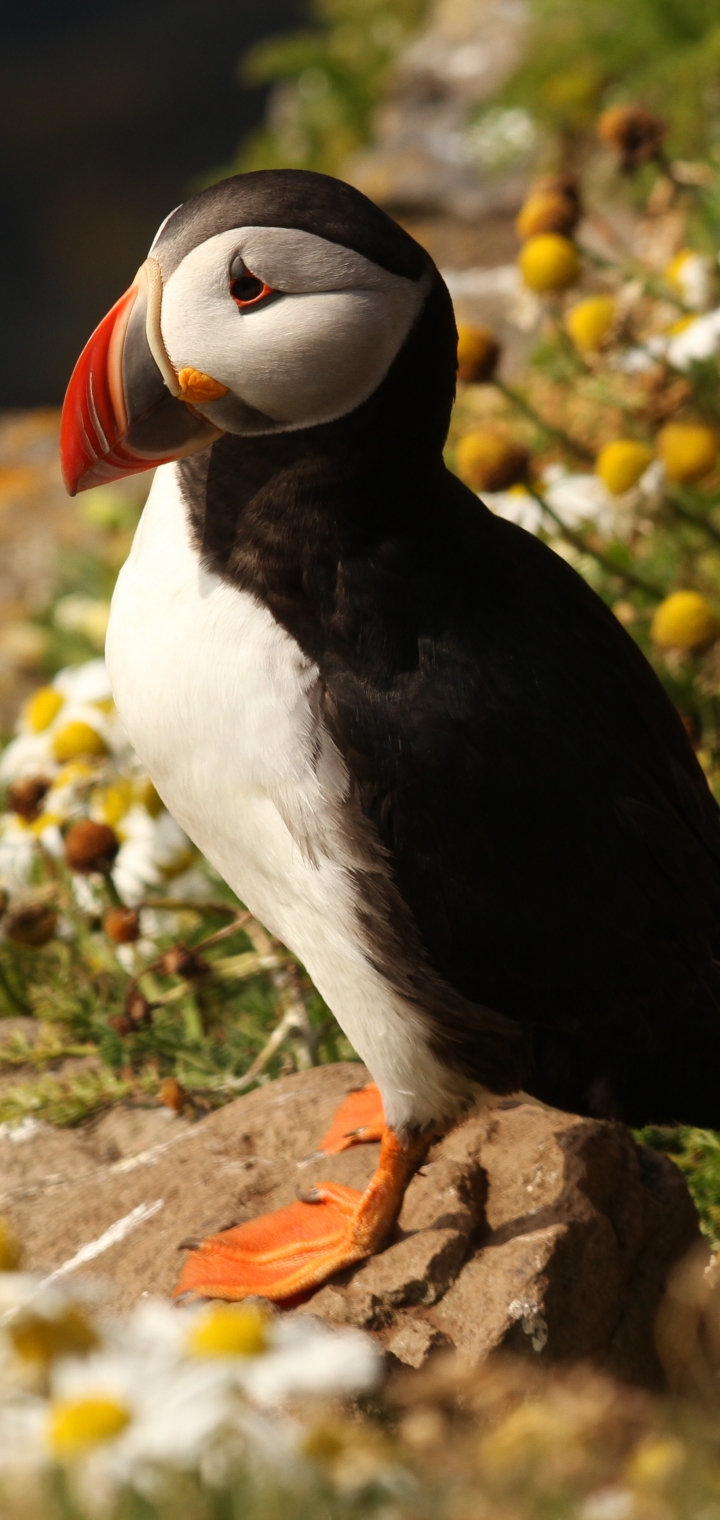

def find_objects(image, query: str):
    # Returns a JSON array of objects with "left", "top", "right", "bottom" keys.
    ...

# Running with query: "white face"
[{"left": 158, "top": 226, "right": 429, "bottom": 434}]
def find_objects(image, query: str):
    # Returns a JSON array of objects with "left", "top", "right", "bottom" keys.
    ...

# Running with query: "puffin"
[{"left": 60, "top": 169, "right": 720, "bottom": 1303}]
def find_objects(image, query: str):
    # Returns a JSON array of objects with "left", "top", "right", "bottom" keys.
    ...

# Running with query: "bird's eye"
[{"left": 229, "top": 255, "right": 275, "bottom": 308}]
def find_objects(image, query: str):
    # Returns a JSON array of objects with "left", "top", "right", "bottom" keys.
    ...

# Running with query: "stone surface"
[{"left": 0, "top": 1064, "right": 702, "bottom": 1389}]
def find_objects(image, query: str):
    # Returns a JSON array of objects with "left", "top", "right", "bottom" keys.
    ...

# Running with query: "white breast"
[{"left": 106, "top": 464, "right": 468, "bottom": 1132}]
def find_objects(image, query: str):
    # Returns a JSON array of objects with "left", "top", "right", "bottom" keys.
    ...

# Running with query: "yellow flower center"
[
  {"left": 651, "top": 590, "right": 720, "bottom": 651},
  {"left": 657, "top": 422, "right": 719, "bottom": 484},
  {"left": 93, "top": 781, "right": 133, "bottom": 828},
  {"left": 566, "top": 295, "right": 617, "bottom": 352},
  {"left": 51, "top": 721, "right": 108, "bottom": 763},
  {"left": 30, "top": 812, "right": 62, "bottom": 836},
  {"left": 25, "top": 687, "right": 64, "bottom": 733},
  {"left": 596, "top": 439, "right": 653, "bottom": 495},
  {"left": 627, "top": 1436, "right": 687, "bottom": 1488},
  {"left": 518, "top": 234, "right": 580, "bottom": 293},
  {"left": 49, "top": 1396, "right": 131, "bottom": 1458},
  {"left": 134, "top": 778, "right": 163, "bottom": 817},
  {"left": 187, "top": 1302, "right": 270, "bottom": 1358},
  {"left": 455, "top": 431, "right": 528, "bottom": 492}
]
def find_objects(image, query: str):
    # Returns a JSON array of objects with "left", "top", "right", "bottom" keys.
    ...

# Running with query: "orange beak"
[{"left": 60, "top": 258, "right": 222, "bottom": 496}]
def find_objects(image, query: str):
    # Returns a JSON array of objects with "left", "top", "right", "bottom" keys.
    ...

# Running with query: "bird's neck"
[{"left": 178, "top": 423, "right": 452, "bottom": 671}]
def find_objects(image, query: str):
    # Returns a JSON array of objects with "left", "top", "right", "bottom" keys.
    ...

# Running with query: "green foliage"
[
  {"left": 0, "top": 872, "right": 349, "bottom": 1128},
  {"left": 638, "top": 1125, "right": 720, "bottom": 1247},
  {"left": 233, "top": 0, "right": 429, "bottom": 177},
  {"left": 502, "top": 0, "right": 720, "bottom": 157}
]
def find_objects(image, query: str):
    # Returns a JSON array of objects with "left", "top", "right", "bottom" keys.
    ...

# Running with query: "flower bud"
[
  {"left": 5, "top": 901, "right": 57, "bottom": 947},
  {"left": 160, "top": 942, "right": 210, "bottom": 979},
  {"left": 456, "top": 324, "right": 500, "bottom": 383},
  {"left": 64, "top": 819, "right": 120, "bottom": 874},
  {"left": 516, "top": 192, "right": 579, "bottom": 240},
  {"left": 104, "top": 906, "right": 140, "bottom": 944},
  {"left": 126, "top": 990, "right": 153, "bottom": 1025},
  {"left": 532, "top": 173, "right": 582, "bottom": 213},
  {"left": 651, "top": 591, "right": 720, "bottom": 651},
  {"left": 565, "top": 295, "right": 617, "bottom": 352},
  {"left": 596, "top": 439, "right": 653, "bottom": 495},
  {"left": 160, "top": 1077, "right": 187, "bottom": 1114},
  {"left": 108, "top": 1013, "right": 133, "bottom": 1037},
  {"left": 6, "top": 776, "right": 51, "bottom": 822},
  {"left": 597, "top": 105, "right": 667, "bottom": 171},
  {"left": 518, "top": 234, "right": 580, "bottom": 292},
  {"left": 456, "top": 431, "right": 529, "bottom": 493},
  {"left": 657, "top": 422, "right": 719, "bottom": 483}
]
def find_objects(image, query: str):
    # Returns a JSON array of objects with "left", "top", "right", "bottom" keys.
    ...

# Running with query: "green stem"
[
  {"left": 0, "top": 956, "right": 30, "bottom": 1015},
  {"left": 527, "top": 487, "right": 666, "bottom": 598},
  {"left": 496, "top": 381, "right": 594, "bottom": 463},
  {"left": 103, "top": 872, "right": 124, "bottom": 909},
  {"left": 665, "top": 489, "right": 720, "bottom": 548}
]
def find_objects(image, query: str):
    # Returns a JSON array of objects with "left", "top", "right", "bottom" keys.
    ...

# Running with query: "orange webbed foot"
[
  {"left": 318, "top": 1082, "right": 385, "bottom": 1154},
  {"left": 174, "top": 1126, "right": 428, "bottom": 1304}
]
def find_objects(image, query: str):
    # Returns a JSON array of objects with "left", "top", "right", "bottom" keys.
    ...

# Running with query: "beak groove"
[{"left": 60, "top": 258, "right": 221, "bottom": 496}]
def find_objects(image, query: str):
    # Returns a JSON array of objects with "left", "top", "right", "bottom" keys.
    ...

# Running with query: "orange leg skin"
[
  {"left": 174, "top": 1125, "right": 429, "bottom": 1304},
  {"left": 318, "top": 1082, "right": 385, "bottom": 1154}
]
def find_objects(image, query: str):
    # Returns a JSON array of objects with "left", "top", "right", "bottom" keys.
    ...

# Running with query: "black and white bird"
[{"left": 61, "top": 169, "right": 720, "bottom": 1302}]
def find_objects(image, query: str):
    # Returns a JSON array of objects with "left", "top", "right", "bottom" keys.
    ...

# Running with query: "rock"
[
  {"left": 303, "top": 1097, "right": 701, "bottom": 1390},
  {"left": 1, "top": 1064, "right": 702, "bottom": 1389},
  {"left": 345, "top": 0, "right": 531, "bottom": 221}
]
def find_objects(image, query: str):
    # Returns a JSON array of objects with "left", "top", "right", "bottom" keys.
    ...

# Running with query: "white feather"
[{"left": 106, "top": 465, "right": 468, "bottom": 1133}]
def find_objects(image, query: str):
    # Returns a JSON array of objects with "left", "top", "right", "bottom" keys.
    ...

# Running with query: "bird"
[{"left": 60, "top": 168, "right": 720, "bottom": 1304}]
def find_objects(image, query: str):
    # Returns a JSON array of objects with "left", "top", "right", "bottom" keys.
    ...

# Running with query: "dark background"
[{"left": 0, "top": 0, "right": 300, "bottom": 407}]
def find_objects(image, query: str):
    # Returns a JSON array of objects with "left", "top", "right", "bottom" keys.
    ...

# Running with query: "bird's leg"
[
  {"left": 318, "top": 1082, "right": 385, "bottom": 1154},
  {"left": 174, "top": 1124, "right": 428, "bottom": 1303}
]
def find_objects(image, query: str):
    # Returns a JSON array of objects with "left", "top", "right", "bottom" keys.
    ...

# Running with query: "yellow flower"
[
  {"left": 134, "top": 778, "right": 163, "bottom": 817},
  {"left": 93, "top": 780, "right": 133, "bottom": 828},
  {"left": 187, "top": 1302, "right": 270, "bottom": 1359},
  {"left": 665, "top": 249, "right": 711, "bottom": 310},
  {"left": 29, "top": 812, "right": 63, "bottom": 837},
  {"left": 456, "top": 431, "right": 529, "bottom": 492},
  {"left": 666, "top": 314, "right": 696, "bottom": 337},
  {"left": 52, "top": 721, "right": 108, "bottom": 762},
  {"left": 0, "top": 1217, "right": 22, "bottom": 1271},
  {"left": 10, "top": 1306, "right": 99, "bottom": 1366},
  {"left": 456, "top": 324, "right": 500, "bottom": 383},
  {"left": 518, "top": 234, "right": 580, "bottom": 292},
  {"left": 596, "top": 440, "right": 653, "bottom": 495},
  {"left": 48, "top": 1396, "right": 130, "bottom": 1458},
  {"left": 627, "top": 1436, "right": 686, "bottom": 1489},
  {"left": 651, "top": 591, "right": 720, "bottom": 651},
  {"left": 24, "top": 687, "right": 64, "bottom": 733},
  {"left": 516, "top": 192, "right": 578, "bottom": 240},
  {"left": 657, "top": 422, "right": 719, "bottom": 483},
  {"left": 566, "top": 295, "right": 617, "bottom": 352}
]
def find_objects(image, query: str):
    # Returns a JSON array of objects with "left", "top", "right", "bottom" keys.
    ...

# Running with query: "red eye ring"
[{"left": 230, "top": 270, "right": 276, "bottom": 308}]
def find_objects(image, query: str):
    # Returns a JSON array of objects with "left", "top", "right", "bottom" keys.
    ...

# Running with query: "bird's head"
[{"left": 61, "top": 170, "right": 454, "bottom": 495}]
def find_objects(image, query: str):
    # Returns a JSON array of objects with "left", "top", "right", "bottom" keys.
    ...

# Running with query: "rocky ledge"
[{"left": 1, "top": 1063, "right": 702, "bottom": 1389}]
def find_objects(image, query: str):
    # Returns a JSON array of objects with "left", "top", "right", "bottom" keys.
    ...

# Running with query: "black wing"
[{"left": 318, "top": 474, "right": 720, "bottom": 1127}]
